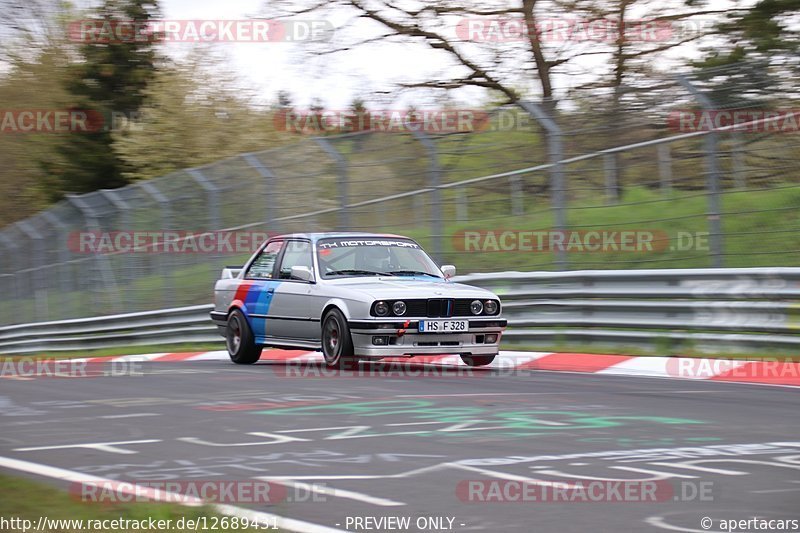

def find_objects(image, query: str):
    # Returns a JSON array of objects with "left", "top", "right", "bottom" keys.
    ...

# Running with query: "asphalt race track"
[{"left": 1, "top": 353, "right": 799, "bottom": 533}]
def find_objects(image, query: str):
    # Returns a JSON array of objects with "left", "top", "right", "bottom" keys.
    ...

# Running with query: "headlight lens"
[
  {"left": 484, "top": 300, "right": 499, "bottom": 315},
  {"left": 374, "top": 301, "right": 390, "bottom": 316},
  {"left": 470, "top": 300, "right": 484, "bottom": 315},
  {"left": 392, "top": 301, "right": 407, "bottom": 316}
]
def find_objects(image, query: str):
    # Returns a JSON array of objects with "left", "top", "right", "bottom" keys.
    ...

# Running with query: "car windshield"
[{"left": 317, "top": 238, "right": 443, "bottom": 279}]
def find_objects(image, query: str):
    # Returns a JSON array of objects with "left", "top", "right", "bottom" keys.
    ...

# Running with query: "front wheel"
[
  {"left": 321, "top": 309, "right": 357, "bottom": 369},
  {"left": 461, "top": 354, "right": 496, "bottom": 367},
  {"left": 226, "top": 309, "right": 262, "bottom": 364}
]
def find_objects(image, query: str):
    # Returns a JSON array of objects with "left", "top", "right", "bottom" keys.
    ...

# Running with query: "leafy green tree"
[
  {"left": 696, "top": 0, "right": 799, "bottom": 67},
  {"left": 113, "top": 52, "right": 292, "bottom": 181},
  {"left": 44, "top": 0, "right": 160, "bottom": 197}
]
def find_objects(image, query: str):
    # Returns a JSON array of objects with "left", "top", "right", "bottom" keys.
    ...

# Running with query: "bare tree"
[{"left": 260, "top": 0, "right": 724, "bottom": 106}]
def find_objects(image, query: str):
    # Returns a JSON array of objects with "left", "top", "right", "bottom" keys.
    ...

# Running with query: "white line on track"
[
  {"left": 645, "top": 516, "right": 713, "bottom": 533},
  {"left": 260, "top": 479, "right": 405, "bottom": 507},
  {"left": 448, "top": 463, "right": 579, "bottom": 489},
  {"left": 14, "top": 439, "right": 161, "bottom": 454},
  {"left": 261, "top": 463, "right": 450, "bottom": 481},
  {"left": 394, "top": 392, "right": 566, "bottom": 397},
  {"left": 0, "top": 455, "right": 346, "bottom": 533},
  {"left": 99, "top": 413, "right": 161, "bottom": 419}
]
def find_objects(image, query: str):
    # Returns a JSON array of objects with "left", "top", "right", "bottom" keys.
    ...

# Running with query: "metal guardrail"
[
  {"left": 458, "top": 268, "right": 800, "bottom": 352},
  {"left": 0, "top": 305, "right": 218, "bottom": 354},
  {"left": 1, "top": 268, "right": 798, "bottom": 355}
]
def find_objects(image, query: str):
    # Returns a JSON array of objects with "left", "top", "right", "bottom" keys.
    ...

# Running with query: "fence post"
[
  {"left": 41, "top": 210, "right": 74, "bottom": 320},
  {"left": 66, "top": 194, "right": 122, "bottom": 315},
  {"left": 510, "top": 176, "right": 524, "bottom": 215},
  {"left": 16, "top": 221, "right": 48, "bottom": 320},
  {"left": 188, "top": 168, "right": 221, "bottom": 231},
  {"left": 518, "top": 101, "right": 567, "bottom": 270},
  {"left": 312, "top": 138, "right": 350, "bottom": 230},
  {"left": 99, "top": 189, "right": 134, "bottom": 312},
  {"left": 658, "top": 143, "right": 673, "bottom": 195},
  {"left": 243, "top": 153, "right": 280, "bottom": 233},
  {"left": 731, "top": 134, "right": 746, "bottom": 189},
  {"left": 677, "top": 75, "right": 724, "bottom": 268},
  {"left": 139, "top": 182, "right": 175, "bottom": 307},
  {"left": 0, "top": 233, "right": 20, "bottom": 325},
  {"left": 455, "top": 187, "right": 468, "bottom": 222},
  {"left": 603, "top": 153, "right": 620, "bottom": 204},
  {"left": 410, "top": 129, "right": 443, "bottom": 261}
]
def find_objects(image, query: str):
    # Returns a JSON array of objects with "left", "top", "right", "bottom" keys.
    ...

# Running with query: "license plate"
[{"left": 418, "top": 320, "right": 468, "bottom": 333}]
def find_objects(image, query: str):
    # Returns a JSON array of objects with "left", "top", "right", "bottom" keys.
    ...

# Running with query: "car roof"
[{"left": 270, "top": 232, "right": 412, "bottom": 243}]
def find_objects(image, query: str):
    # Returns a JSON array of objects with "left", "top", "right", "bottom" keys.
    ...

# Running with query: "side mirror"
[
  {"left": 440, "top": 265, "right": 456, "bottom": 279},
  {"left": 290, "top": 266, "right": 314, "bottom": 282}
]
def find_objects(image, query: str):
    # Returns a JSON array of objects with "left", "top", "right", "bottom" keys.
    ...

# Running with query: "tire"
[
  {"left": 226, "top": 309, "right": 262, "bottom": 364},
  {"left": 461, "top": 354, "right": 496, "bottom": 367},
  {"left": 321, "top": 309, "right": 357, "bottom": 369}
]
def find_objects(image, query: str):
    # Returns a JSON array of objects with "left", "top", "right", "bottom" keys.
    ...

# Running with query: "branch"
[{"left": 349, "top": 0, "right": 518, "bottom": 102}]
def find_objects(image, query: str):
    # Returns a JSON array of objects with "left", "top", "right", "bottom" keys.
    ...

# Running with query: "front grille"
[
  {"left": 426, "top": 298, "right": 453, "bottom": 317},
  {"left": 404, "top": 300, "right": 428, "bottom": 317},
  {"left": 404, "top": 299, "right": 494, "bottom": 318},
  {"left": 373, "top": 298, "right": 500, "bottom": 318},
  {"left": 454, "top": 300, "right": 473, "bottom": 316}
]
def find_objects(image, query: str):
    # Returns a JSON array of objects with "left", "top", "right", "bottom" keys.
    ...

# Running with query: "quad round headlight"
[
  {"left": 484, "top": 300, "right": 499, "bottom": 315},
  {"left": 374, "top": 301, "right": 390, "bottom": 316},
  {"left": 392, "top": 301, "right": 407, "bottom": 316},
  {"left": 470, "top": 299, "right": 484, "bottom": 315}
]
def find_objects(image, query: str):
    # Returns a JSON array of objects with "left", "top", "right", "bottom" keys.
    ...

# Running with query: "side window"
[
  {"left": 277, "top": 241, "right": 313, "bottom": 280},
  {"left": 246, "top": 241, "right": 283, "bottom": 279}
]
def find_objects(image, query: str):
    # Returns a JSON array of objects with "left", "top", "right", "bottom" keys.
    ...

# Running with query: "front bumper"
[{"left": 348, "top": 318, "right": 506, "bottom": 358}]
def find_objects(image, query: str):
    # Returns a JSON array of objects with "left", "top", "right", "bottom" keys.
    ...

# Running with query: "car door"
[
  {"left": 242, "top": 240, "right": 284, "bottom": 341},
  {"left": 269, "top": 239, "right": 317, "bottom": 341}
]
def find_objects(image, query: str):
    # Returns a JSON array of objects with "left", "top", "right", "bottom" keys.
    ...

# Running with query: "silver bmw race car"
[{"left": 210, "top": 233, "right": 506, "bottom": 368}]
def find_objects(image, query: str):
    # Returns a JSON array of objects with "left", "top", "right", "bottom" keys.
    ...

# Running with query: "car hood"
[{"left": 324, "top": 277, "right": 498, "bottom": 300}]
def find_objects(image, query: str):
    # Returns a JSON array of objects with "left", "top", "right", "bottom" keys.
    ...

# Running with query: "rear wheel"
[
  {"left": 321, "top": 309, "right": 357, "bottom": 369},
  {"left": 226, "top": 309, "right": 262, "bottom": 364},
  {"left": 461, "top": 354, "right": 496, "bottom": 367}
]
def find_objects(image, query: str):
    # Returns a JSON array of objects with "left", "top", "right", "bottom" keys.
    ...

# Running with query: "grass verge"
[
  {"left": 0, "top": 472, "right": 271, "bottom": 532},
  {"left": 0, "top": 343, "right": 224, "bottom": 360}
]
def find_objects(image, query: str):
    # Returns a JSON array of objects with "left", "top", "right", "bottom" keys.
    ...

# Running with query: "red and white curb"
[{"left": 62, "top": 349, "right": 800, "bottom": 387}]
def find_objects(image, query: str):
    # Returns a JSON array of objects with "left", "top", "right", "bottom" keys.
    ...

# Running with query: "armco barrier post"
[
  {"left": 410, "top": 129, "right": 443, "bottom": 261},
  {"left": 518, "top": 101, "right": 567, "bottom": 270},
  {"left": 677, "top": 75, "right": 724, "bottom": 268}
]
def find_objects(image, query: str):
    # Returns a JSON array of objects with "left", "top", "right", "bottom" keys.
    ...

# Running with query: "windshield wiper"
[
  {"left": 326, "top": 269, "right": 395, "bottom": 277},
  {"left": 388, "top": 270, "right": 442, "bottom": 278}
]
